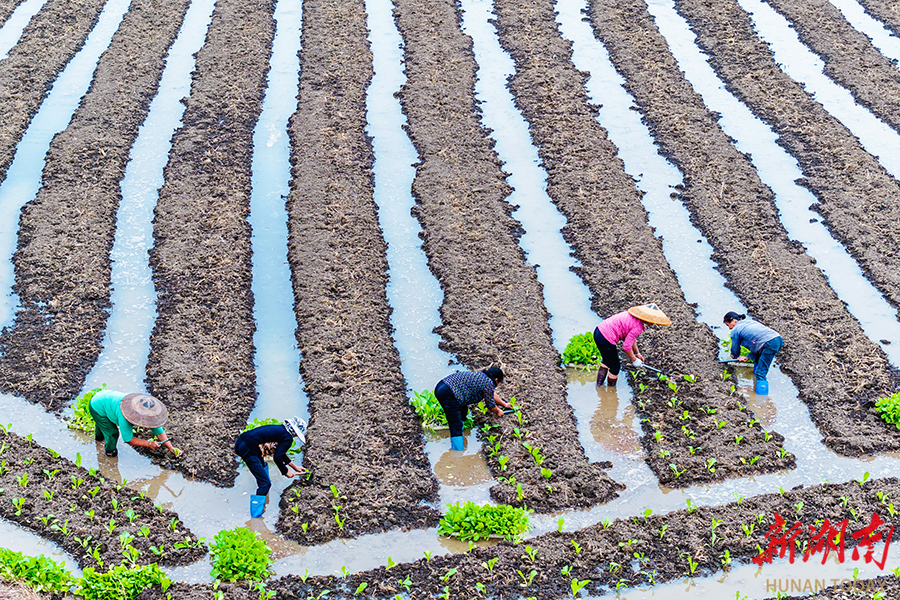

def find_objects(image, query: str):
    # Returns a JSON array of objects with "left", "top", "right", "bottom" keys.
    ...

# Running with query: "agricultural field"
[{"left": 0, "top": 0, "right": 899, "bottom": 597}]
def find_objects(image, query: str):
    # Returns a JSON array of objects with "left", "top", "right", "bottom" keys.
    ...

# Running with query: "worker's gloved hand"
[
  {"left": 450, "top": 436, "right": 465, "bottom": 451},
  {"left": 632, "top": 358, "right": 644, "bottom": 368}
]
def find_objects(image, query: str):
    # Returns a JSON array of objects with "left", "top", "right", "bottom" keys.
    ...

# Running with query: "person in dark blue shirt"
[
  {"left": 724, "top": 311, "right": 783, "bottom": 394},
  {"left": 434, "top": 366, "right": 512, "bottom": 450},
  {"left": 235, "top": 417, "right": 306, "bottom": 517}
]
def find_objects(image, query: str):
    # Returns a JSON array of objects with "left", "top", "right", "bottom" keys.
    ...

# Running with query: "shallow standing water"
[{"left": 2, "top": 0, "right": 900, "bottom": 594}]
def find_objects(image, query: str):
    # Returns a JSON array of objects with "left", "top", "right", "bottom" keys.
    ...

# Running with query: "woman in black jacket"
[{"left": 235, "top": 417, "right": 306, "bottom": 517}]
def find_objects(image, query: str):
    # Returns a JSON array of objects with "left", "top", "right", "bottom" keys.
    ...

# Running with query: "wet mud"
[
  {"left": 0, "top": 0, "right": 26, "bottom": 28},
  {"left": 0, "top": 0, "right": 106, "bottom": 185},
  {"left": 0, "top": 429, "right": 205, "bottom": 569},
  {"left": 763, "top": 0, "right": 900, "bottom": 134},
  {"left": 145, "top": 0, "right": 274, "bottom": 486},
  {"left": 392, "top": 0, "right": 622, "bottom": 508},
  {"left": 856, "top": 0, "right": 900, "bottom": 37},
  {"left": 274, "top": 476, "right": 900, "bottom": 599},
  {"left": 489, "top": 0, "right": 791, "bottom": 486},
  {"left": 0, "top": 0, "right": 191, "bottom": 409},
  {"left": 591, "top": 0, "right": 900, "bottom": 456},
  {"left": 276, "top": 0, "right": 441, "bottom": 545},
  {"left": 673, "top": 0, "right": 900, "bottom": 328}
]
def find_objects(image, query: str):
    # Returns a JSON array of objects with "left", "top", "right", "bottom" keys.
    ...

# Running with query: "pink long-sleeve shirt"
[{"left": 597, "top": 311, "right": 645, "bottom": 352}]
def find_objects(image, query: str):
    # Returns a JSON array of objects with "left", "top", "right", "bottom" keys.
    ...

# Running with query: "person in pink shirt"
[{"left": 593, "top": 303, "right": 671, "bottom": 386}]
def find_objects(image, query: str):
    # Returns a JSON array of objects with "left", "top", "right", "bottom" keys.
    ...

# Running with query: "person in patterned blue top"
[{"left": 435, "top": 366, "right": 512, "bottom": 450}]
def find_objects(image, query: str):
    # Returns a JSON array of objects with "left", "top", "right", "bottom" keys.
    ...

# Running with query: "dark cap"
[{"left": 723, "top": 311, "right": 746, "bottom": 323}]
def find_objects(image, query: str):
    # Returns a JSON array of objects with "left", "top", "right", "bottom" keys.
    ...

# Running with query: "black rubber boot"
[
  {"left": 596, "top": 365, "right": 608, "bottom": 386},
  {"left": 607, "top": 376, "right": 617, "bottom": 387},
  {"left": 105, "top": 448, "right": 118, "bottom": 457}
]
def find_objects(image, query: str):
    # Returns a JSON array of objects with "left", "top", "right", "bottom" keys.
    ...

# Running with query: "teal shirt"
[{"left": 90, "top": 390, "right": 165, "bottom": 442}]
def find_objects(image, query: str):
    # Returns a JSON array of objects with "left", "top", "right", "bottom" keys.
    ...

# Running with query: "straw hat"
[
  {"left": 628, "top": 303, "right": 672, "bottom": 326},
  {"left": 120, "top": 393, "right": 168, "bottom": 428}
]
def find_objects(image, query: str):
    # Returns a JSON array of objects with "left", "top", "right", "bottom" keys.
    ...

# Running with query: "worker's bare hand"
[
  {"left": 171, "top": 447, "right": 183, "bottom": 458},
  {"left": 149, "top": 440, "right": 160, "bottom": 450},
  {"left": 737, "top": 356, "right": 748, "bottom": 362},
  {"left": 491, "top": 406, "right": 505, "bottom": 417}
]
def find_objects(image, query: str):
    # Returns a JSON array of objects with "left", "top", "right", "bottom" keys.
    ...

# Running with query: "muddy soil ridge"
[
  {"left": 488, "top": 0, "right": 792, "bottom": 487},
  {"left": 661, "top": 0, "right": 900, "bottom": 454},
  {"left": 0, "top": 429, "right": 205, "bottom": 569},
  {"left": 146, "top": 0, "right": 274, "bottom": 486},
  {"left": 0, "top": 0, "right": 191, "bottom": 409},
  {"left": 391, "top": 0, "right": 623, "bottom": 509},
  {"left": 0, "top": 0, "right": 107, "bottom": 186},
  {"left": 672, "top": 0, "right": 900, "bottom": 324},
  {"left": 273, "top": 476, "right": 900, "bottom": 599},
  {"left": 0, "top": 0, "right": 27, "bottom": 28},
  {"left": 763, "top": 0, "right": 900, "bottom": 136},
  {"left": 856, "top": 0, "right": 900, "bottom": 37},
  {"left": 276, "top": 0, "right": 441, "bottom": 545}
]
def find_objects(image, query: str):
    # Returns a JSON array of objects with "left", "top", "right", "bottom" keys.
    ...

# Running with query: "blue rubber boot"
[
  {"left": 450, "top": 436, "right": 464, "bottom": 451},
  {"left": 250, "top": 495, "right": 266, "bottom": 518},
  {"left": 755, "top": 379, "right": 769, "bottom": 395}
]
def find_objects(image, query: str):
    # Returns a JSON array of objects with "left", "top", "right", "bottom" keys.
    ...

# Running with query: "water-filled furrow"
[
  {"left": 0, "top": 0, "right": 192, "bottom": 410},
  {"left": 758, "top": 0, "right": 900, "bottom": 136},
  {"left": 145, "top": 0, "right": 275, "bottom": 487},
  {"left": 0, "top": 0, "right": 109, "bottom": 187},
  {"left": 0, "top": 0, "right": 49, "bottom": 59},
  {"left": 856, "top": 0, "right": 900, "bottom": 37},
  {"left": 669, "top": 0, "right": 900, "bottom": 319},
  {"left": 363, "top": 0, "right": 493, "bottom": 510},
  {"left": 488, "top": 0, "right": 792, "bottom": 489},
  {"left": 389, "top": 0, "right": 622, "bottom": 511},
  {"left": 276, "top": 0, "right": 441, "bottom": 546},
  {"left": 829, "top": 0, "right": 900, "bottom": 64},
  {"left": 245, "top": 0, "right": 307, "bottom": 431}
]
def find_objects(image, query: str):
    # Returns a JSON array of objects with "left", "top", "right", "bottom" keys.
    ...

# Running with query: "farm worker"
[
  {"left": 594, "top": 303, "right": 671, "bottom": 387},
  {"left": 235, "top": 418, "right": 307, "bottom": 518},
  {"left": 435, "top": 366, "right": 512, "bottom": 451},
  {"left": 89, "top": 390, "right": 181, "bottom": 458},
  {"left": 723, "top": 311, "right": 783, "bottom": 395}
]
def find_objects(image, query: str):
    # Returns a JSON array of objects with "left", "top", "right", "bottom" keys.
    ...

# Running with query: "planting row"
[
  {"left": 0, "top": 0, "right": 24, "bottom": 29},
  {"left": 666, "top": 0, "right": 900, "bottom": 455},
  {"left": 274, "top": 475, "right": 900, "bottom": 599},
  {"left": 0, "top": 0, "right": 106, "bottom": 188},
  {"left": 144, "top": 0, "right": 274, "bottom": 485},
  {"left": 673, "top": 0, "right": 900, "bottom": 319},
  {"left": 0, "top": 428, "right": 204, "bottom": 569},
  {"left": 489, "top": 0, "right": 792, "bottom": 486},
  {"left": 274, "top": 0, "right": 441, "bottom": 544},
  {"left": 857, "top": 0, "right": 900, "bottom": 39},
  {"left": 0, "top": 0, "right": 191, "bottom": 409},
  {"left": 763, "top": 0, "right": 900, "bottom": 135},
  {"left": 391, "top": 0, "right": 622, "bottom": 507}
]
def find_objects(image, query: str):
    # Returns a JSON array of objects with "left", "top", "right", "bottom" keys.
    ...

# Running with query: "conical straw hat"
[
  {"left": 120, "top": 393, "right": 168, "bottom": 428},
  {"left": 628, "top": 303, "right": 671, "bottom": 326}
]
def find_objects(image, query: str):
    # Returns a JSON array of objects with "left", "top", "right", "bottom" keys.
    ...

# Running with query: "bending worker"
[
  {"left": 724, "top": 311, "right": 783, "bottom": 395},
  {"left": 435, "top": 366, "right": 512, "bottom": 451},
  {"left": 235, "top": 418, "right": 307, "bottom": 517},
  {"left": 89, "top": 390, "right": 181, "bottom": 458},
  {"left": 594, "top": 303, "right": 671, "bottom": 386}
]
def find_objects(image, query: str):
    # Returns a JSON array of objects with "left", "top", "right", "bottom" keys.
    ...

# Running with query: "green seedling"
[
  {"left": 84, "top": 509, "right": 95, "bottom": 523},
  {"left": 107, "top": 519, "right": 116, "bottom": 535},
  {"left": 498, "top": 455, "right": 509, "bottom": 470},
  {"left": 716, "top": 420, "right": 727, "bottom": 429},
  {"left": 706, "top": 458, "right": 717, "bottom": 473},
  {"left": 747, "top": 418, "right": 759, "bottom": 428},
  {"left": 386, "top": 557, "right": 396, "bottom": 569},
  {"left": 16, "top": 473, "right": 28, "bottom": 488},
  {"left": 138, "top": 525, "right": 151, "bottom": 537},
  {"left": 42, "top": 468, "right": 60, "bottom": 481},
  {"left": 521, "top": 545, "right": 538, "bottom": 562},
  {"left": 423, "top": 550, "right": 432, "bottom": 562},
  {"left": 721, "top": 549, "right": 732, "bottom": 566},
  {"left": 354, "top": 583, "right": 368, "bottom": 595},
  {"left": 570, "top": 578, "right": 591, "bottom": 596},
  {"left": 733, "top": 493, "right": 745, "bottom": 504},
  {"left": 43, "top": 489, "right": 55, "bottom": 501},
  {"left": 51, "top": 518, "right": 70, "bottom": 537},
  {"left": 571, "top": 540, "right": 582, "bottom": 554},
  {"left": 653, "top": 430, "right": 662, "bottom": 443},
  {"left": 70, "top": 476, "right": 84, "bottom": 490},
  {"left": 517, "top": 569, "right": 537, "bottom": 586},
  {"left": 561, "top": 565, "right": 572, "bottom": 577},
  {"left": 441, "top": 568, "right": 458, "bottom": 582},
  {"left": 557, "top": 518, "right": 565, "bottom": 532},
  {"left": 735, "top": 435, "right": 744, "bottom": 445},
  {"left": 657, "top": 525, "right": 668, "bottom": 539},
  {"left": 542, "top": 468, "right": 553, "bottom": 480},
  {"left": 669, "top": 463, "right": 685, "bottom": 478},
  {"left": 742, "top": 523, "right": 755, "bottom": 537},
  {"left": 87, "top": 486, "right": 100, "bottom": 499},
  {"left": 686, "top": 498, "right": 696, "bottom": 513}
]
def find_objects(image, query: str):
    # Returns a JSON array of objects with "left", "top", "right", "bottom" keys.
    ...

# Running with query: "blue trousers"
[{"left": 754, "top": 336, "right": 783, "bottom": 382}]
